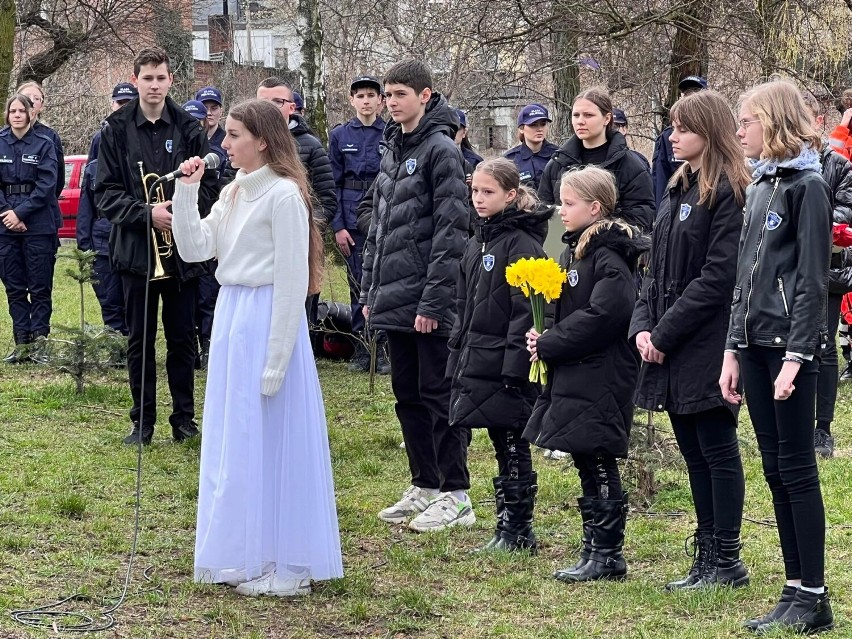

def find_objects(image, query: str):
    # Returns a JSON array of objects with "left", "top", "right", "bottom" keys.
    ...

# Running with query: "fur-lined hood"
[
  {"left": 563, "top": 218, "right": 651, "bottom": 263},
  {"left": 475, "top": 204, "right": 553, "bottom": 245}
]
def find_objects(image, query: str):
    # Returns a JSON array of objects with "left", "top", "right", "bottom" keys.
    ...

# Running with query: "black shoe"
[
  {"left": 489, "top": 473, "right": 538, "bottom": 553},
  {"left": 743, "top": 585, "right": 798, "bottom": 631},
  {"left": 665, "top": 529, "right": 713, "bottom": 591},
  {"left": 172, "top": 421, "right": 200, "bottom": 442},
  {"left": 553, "top": 497, "right": 594, "bottom": 580},
  {"left": 4, "top": 332, "right": 33, "bottom": 364},
  {"left": 375, "top": 347, "right": 391, "bottom": 375},
  {"left": 123, "top": 423, "right": 154, "bottom": 446},
  {"left": 198, "top": 338, "right": 210, "bottom": 371},
  {"left": 840, "top": 362, "right": 852, "bottom": 380},
  {"left": 814, "top": 428, "right": 835, "bottom": 459},
  {"left": 472, "top": 476, "right": 505, "bottom": 553},
  {"left": 347, "top": 342, "right": 370, "bottom": 373},
  {"left": 709, "top": 536, "right": 749, "bottom": 588},
  {"left": 755, "top": 588, "right": 833, "bottom": 635},
  {"left": 555, "top": 495, "right": 627, "bottom": 582}
]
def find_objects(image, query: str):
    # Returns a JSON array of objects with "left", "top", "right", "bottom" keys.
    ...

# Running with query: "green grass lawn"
[{"left": 0, "top": 246, "right": 850, "bottom": 638}]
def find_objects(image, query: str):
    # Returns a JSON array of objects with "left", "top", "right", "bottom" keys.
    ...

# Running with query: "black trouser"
[
  {"left": 669, "top": 406, "right": 744, "bottom": 540},
  {"left": 816, "top": 292, "right": 842, "bottom": 425},
  {"left": 122, "top": 274, "right": 197, "bottom": 428},
  {"left": 0, "top": 233, "right": 57, "bottom": 338},
  {"left": 386, "top": 330, "right": 471, "bottom": 492},
  {"left": 341, "top": 228, "right": 365, "bottom": 335},
  {"left": 571, "top": 453, "right": 622, "bottom": 501},
  {"left": 92, "top": 254, "right": 127, "bottom": 335},
  {"left": 740, "top": 346, "right": 825, "bottom": 588},
  {"left": 195, "top": 262, "right": 219, "bottom": 343},
  {"left": 487, "top": 427, "right": 532, "bottom": 479}
]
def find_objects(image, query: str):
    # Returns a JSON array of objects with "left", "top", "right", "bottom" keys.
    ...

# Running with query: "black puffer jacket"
[
  {"left": 537, "top": 131, "right": 655, "bottom": 232},
  {"left": 448, "top": 205, "right": 550, "bottom": 429},
  {"left": 359, "top": 93, "right": 470, "bottom": 335},
  {"left": 523, "top": 221, "right": 650, "bottom": 457},
  {"left": 289, "top": 114, "right": 337, "bottom": 225},
  {"left": 630, "top": 172, "right": 742, "bottom": 415},
  {"left": 821, "top": 144, "right": 852, "bottom": 293},
  {"left": 726, "top": 164, "right": 832, "bottom": 356},
  {"left": 94, "top": 97, "right": 218, "bottom": 280}
]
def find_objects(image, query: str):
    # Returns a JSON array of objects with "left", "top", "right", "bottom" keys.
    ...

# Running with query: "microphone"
[{"left": 155, "top": 153, "right": 221, "bottom": 183}]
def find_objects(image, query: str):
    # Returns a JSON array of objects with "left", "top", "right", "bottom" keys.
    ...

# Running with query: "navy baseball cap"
[
  {"left": 111, "top": 82, "right": 138, "bottom": 102},
  {"left": 612, "top": 108, "right": 628, "bottom": 126},
  {"left": 518, "top": 104, "right": 551, "bottom": 126},
  {"left": 455, "top": 109, "right": 468, "bottom": 128},
  {"left": 350, "top": 75, "right": 383, "bottom": 94},
  {"left": 679, "top": 75, "right": 708, "bottom": 91},
  {"left": 293, "top": 92, "right": 305, "bottom": 111},
  {"left": 182, "top": 100, "right": 208, "bottom": 120},
  {"left": 195, "top": 86, "right": 223, "bottom": 105}
]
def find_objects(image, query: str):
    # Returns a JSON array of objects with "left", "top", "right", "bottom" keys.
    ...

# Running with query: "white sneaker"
[
  {"left": 234, "top": 571, "right": 311, "bottom": 597},
  {"left": 378, "top": 485, "right": 432, "bottom": 523},
  {"left": 408, "top": 492, "right": 476, "bottom": 533}
]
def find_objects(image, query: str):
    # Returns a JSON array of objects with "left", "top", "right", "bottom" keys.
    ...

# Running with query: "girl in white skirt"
[{"left": 171, "top": 99, "right": 342, "bottom": 597}]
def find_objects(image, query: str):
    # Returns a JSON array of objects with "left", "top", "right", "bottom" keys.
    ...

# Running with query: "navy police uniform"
[
  {"left": 504, "top": 141, "right": 559, "bottom": 191},
  {"left": 0, "top": 126, "right": 60, "bottom": 347},
  {"left": 328, "top": 107, "right": 385, "bottom": 335}
]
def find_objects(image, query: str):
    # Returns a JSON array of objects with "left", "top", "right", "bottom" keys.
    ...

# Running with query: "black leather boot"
[
  {"left": 198, "top": 338, "right": 211, "bottom": 371},
  {"left": 755, "top": 588, "right": 833, "bottom": 635},
  {"left": 553, "top": 497, "right": 593, "bottom": 580},
  {"left": 713, "top": 536, "right": 749, "bottom": 587},
  {"left": 555, "top": 496, "right": 627, "bottom": 582},
  {"left": 4, "top": 331, "right": 33, "bottom": 364},
  {"left": 472, "top": 477, "right": 505, "bottom": 553},
  {"left": 490, "top": 473, "right": 537, "bottom": 553},
  {"left": 665, "top": 529, "right": 713, "bottom": 591},
  {"left": 743, "top": 585, "right": 798, "bottom": 631},
  {"left": 123, "top": 422, "right": 154, "bottom": 446}
]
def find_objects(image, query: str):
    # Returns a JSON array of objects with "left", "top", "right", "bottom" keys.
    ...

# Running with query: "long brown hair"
[
  {"left": 668, "top": 91, "right": 750, "bottom": 207},
  {"left": 473, "top": 157, "right": 539, "bottom": 211},
  {"left": 227, "top": 99, "right": 324, "bottom": 294}
]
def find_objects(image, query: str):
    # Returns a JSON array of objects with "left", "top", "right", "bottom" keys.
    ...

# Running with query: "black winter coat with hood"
[
  {"left": 447, "top": 205, "right": 550, "bottom": 430},
  {"left": 537, "top": 131, "right": 655, "bottom": 232},
  {"left": 94, "top": 97, "right": 218, "bottom": 280},
  {"left": 630, "top": 172, "right": 742, "bottom": 415},
  {"left": 523, "top": 221, "right": 650, "bottom": 457},
  {"left": 288, "top": 114, "right": 337, "bottom": 225},
  {"left": 359, "top": 93, "right": 470, "bottom": 336}
]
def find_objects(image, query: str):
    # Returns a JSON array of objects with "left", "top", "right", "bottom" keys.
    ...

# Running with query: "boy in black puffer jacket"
[{"left": 361, "top": 60, "right": 473, "bottom": 533}]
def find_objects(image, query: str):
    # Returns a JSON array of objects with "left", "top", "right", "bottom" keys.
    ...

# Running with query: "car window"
[{"left": 64, "top": 161, "right": 75, "bottom": 187}]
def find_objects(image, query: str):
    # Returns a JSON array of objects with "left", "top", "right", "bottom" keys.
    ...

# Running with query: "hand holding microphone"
[{"left": 171, "top": 153, "right": 221, "bottom": 185}]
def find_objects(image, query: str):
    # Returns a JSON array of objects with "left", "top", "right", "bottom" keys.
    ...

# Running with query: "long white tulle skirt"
[{"left": 194, "top": 284, "right": 343, "bottom": 583}]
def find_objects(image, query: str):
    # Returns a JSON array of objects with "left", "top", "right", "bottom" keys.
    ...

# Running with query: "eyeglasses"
[
  {"left": 738, "top": 119, "right": 761, "bottom": 129},
  {"left": 269, "top": 98, "right": 293, "bottom": 107}
]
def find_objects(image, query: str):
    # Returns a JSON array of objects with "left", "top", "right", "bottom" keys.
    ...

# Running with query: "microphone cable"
[{"left": 10, "top": 179, "right": 163, "bottom": 632}]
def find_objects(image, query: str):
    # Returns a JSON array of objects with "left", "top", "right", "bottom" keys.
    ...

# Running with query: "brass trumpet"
[{"left": 138, "top": 162, "right": 176, "bottom": 280}]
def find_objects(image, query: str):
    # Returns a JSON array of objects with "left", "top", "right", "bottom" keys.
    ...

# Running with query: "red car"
[{"left": 59, "top": 155, "right": 88, "bottom": 240}]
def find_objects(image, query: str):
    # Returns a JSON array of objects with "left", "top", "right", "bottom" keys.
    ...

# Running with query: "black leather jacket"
[{"left": 726, "top": 167, "right": 832, "bottom": 356}]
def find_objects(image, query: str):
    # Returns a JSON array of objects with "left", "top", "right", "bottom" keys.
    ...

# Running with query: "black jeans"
[
  {"left": 92, "top": 254, "right": 127, "bottom": 335},
  {"left": 122, "top": 274, "right": 197, "bottom": 428},
  {"left": 386, "top": 330, "right": 471, "bottom": 492},
  {"left": 571, "top": 453, "right": 622, "bottom": 501},
  {"left": 669, "top": 406, "right": 744, "bottom": 540},
  {"left": 816, "top": 292, "right": 842, "bottom": 425},
  {"left": 740, "top": 346, "right": 825, "bottom": 588},
  {"left": 487, "top": 427, "right": 533, "bottom": 479}
]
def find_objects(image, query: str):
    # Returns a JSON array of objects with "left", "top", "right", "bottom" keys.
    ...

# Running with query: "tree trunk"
[
  {"left": 551, "top": 21, "right": 580, "bottom": 144},
  {"left": 297, "top": 0, "right": 328, "bottom": 146},
  {"left": 663, "top": 7, "right": 708, "bottom": 127},
  {"left": 0, "top": 0, "right": 13, "bottom": 104}
]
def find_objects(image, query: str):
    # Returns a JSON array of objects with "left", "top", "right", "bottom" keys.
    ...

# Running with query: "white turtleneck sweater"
[{"left": 171, "top": 165, "right": 309, "bottom": 396}]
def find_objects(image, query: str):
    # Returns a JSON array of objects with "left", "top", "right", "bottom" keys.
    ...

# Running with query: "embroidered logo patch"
[
  {"left": 405, "top": 158, "right": 417, "bottom": 175},
  {"left": 482, "top": 254, "right": 495, "bottom": 271},
  {"left": 21, "top": 154, "right": 39, "bottom": 164},
  {"left": 679, "top": 203, "right": 692, "bottom": 221},
  {"left": 165, "top": 139, "right": 173, "bottom": 153},
  {"left": 766, "top": 210, "right": 782, "bottom": 230},
  {"left": 568, "top": 269, "right": 579, "bottom": 287}
]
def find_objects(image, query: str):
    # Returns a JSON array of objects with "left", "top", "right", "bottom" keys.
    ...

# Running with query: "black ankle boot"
[
  {"left": 472, "top": 477, "right": 505, "bottom": 553},
  {"left": 199, "top": 338, "right": 211, "bottom": 371},
  {"left": 4, "top": 331, "right": 33, "bottom": 364},
  {"left": 755, "top": 588, "right": 833, "bottom": 635},
  {"left": 490, "top": 473, "right": 537, "bottom": 553},
  {"left": 713, "top": 536, "right": 749, "bottom": 587},
  {"left": 665, "top": 529, "right": 713, "bottom": 591},
  {"left": 123, "top": 422, "right": 154, "bottom": 446},
  {"left": 743, "top": 585, "right": 798, "bottom": 631},
  {"left": 553, "top": 497, "right": 593, "bottom": 580},
  {"left": 555, "top": 495, "right": 627, "bottom": 582}
]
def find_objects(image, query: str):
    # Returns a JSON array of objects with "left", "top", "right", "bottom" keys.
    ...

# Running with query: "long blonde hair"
[
  {"left": 740, "top": 80, "right": 822, "bottom": 162},
  {"left": 668, "top": 91, "right": 750, "bottom": 207},
  {"left": 560, "top": 166, "right": 632, "bottom": 258}
]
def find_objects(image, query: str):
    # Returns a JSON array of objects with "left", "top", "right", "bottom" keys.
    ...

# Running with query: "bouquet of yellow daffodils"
[{"left": 505, "top": 257, "right": 567, "bottom": 385}]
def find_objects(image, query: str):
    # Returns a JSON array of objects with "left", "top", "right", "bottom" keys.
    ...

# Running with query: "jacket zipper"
[
  {"left": 777, "top": 277, "right": 790, "bottom": 317},
  {"left": 743, "top": 179, "right": 781, "bottom": 345}
]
